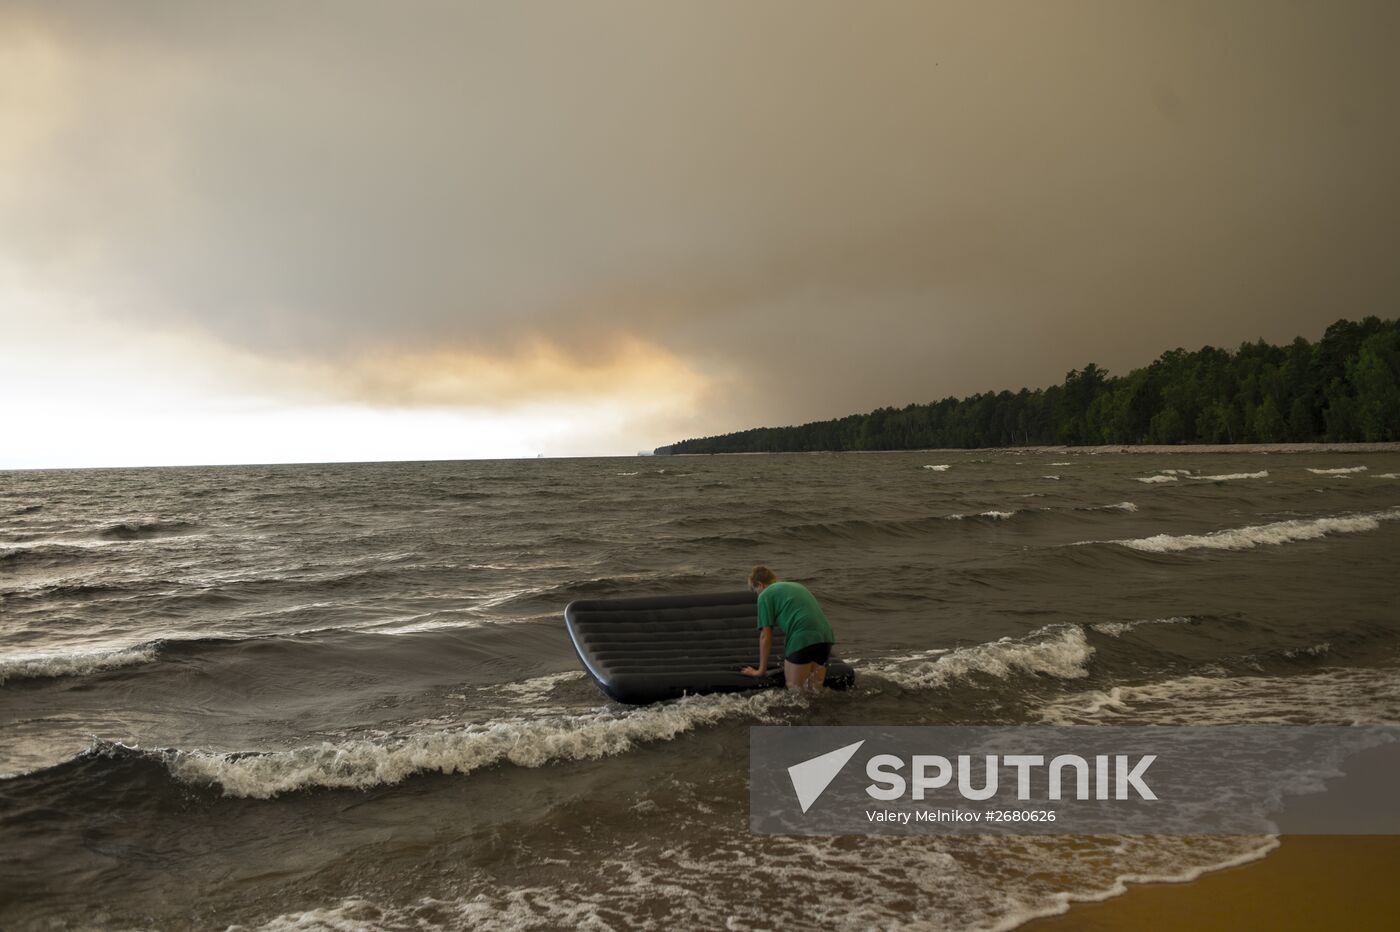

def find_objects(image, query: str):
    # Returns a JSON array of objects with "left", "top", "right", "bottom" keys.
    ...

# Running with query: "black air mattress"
[{"left": 564, "top": 590, "right": 855, "bottom": 704}]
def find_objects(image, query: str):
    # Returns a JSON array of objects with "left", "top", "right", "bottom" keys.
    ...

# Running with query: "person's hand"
[{"left": 741, "top": 666, "right": 766, "bottom": 677}]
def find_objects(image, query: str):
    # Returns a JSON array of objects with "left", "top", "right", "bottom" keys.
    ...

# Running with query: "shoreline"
[
  {"left": 666, "top": 442, "right": 1400, "bottom": 456},
  {"left": 1021, "top": 835, "right": 1400, "bottom": 930}
]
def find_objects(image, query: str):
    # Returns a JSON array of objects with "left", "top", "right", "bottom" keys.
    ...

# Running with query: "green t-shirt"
[{"left": 757, "top": 580, "right": 835, "bottom": 654}]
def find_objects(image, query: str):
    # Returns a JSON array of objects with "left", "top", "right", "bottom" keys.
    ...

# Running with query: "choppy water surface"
[{"left": 2, "top": 451, "right": 1399, "bottom": 929}]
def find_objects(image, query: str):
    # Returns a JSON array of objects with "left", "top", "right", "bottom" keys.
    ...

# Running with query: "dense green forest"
[{"left": 657, "top": 317, "right": 1400, "bottom": 453}]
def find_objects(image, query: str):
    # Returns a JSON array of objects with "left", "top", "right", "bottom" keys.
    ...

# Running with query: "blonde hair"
[{"left": 748, "top": 565, "right": 778, "bottom": 588}]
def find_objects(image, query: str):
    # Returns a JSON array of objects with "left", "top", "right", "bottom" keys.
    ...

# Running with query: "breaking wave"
[
  {"left": 247, "top": 836, "right": 1281, "bottom": 932},
  {"left": 102, "top": 689, "right": 799, "bottom": 799},
  {"left": 0, "top": 541, "right": 105, "bottom": 569},
  {"left": 1191, "top": 470, "right": 1268, "bottom": 481},
  {"left": 1039, "top": 666, "right": 1400, "bottom": 726},
  {"left": 868, "top": 625, "right": 1094, "bottom": 690},
  {"left": 1307, "top": 466, "right": 1368, "bottom": 475},
  {"left": 77, "top": 628, "right": 1103, "bottom": 799},
  {"left": 1096, "top": 508, "right": 1400, "bottom": 553},
  {"left": 1088, "top": 501, "right": 1138, "bottom": 513},
  {"left": 95, "top": 519, "right": 198, "bottom": 541},
  {"left": 0, "top": 644, "right": 160, "bottom": 686},
  {"left": 1090, "top": 616, "right": 1192, "bottom": 637}
]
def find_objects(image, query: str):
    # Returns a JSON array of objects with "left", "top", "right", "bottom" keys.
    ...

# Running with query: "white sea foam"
[
  {"left": 1281, "top": 642, "right": 1331, "bottom": 660},
  {"left": 923, "top": 464, "right": 952, "bottom": 471},
  {"left": 160, "top": 689, "right": 796, "bottom": 799},
  {"left": 0, "top": 537, "right": 125, "bottom": 557},
  {"left": 1042, "top": 475, "right": 1060, "bottom": 480},
  {"left": 1307, "top": 465, "right": 1368, "bottom": 475},
  {"left": 870, "top": 625, "right": 1093, "bottom": 690},
  {"left": 248, "top": 821, "right": 1278, "bottom": 932},
  {"left": 1190, "top": 470, "right": 1268, "bottom": 481},
  {"left": 1039, "top": 666, "right": 1400, "bottom": 726},
  {"left": 1377, "top": 473, "right": 1400, "bottom": 479},
  {"left": 1098, "top": 507, "right": 1400, "bottom": 553},
  {"left": 615, "top": 471, "right": 640, "bottom": 477},
  {"left": 1000, "top": 838, "right": 1281, "bottom": 928},
  {"left": 1049, "top": 462, "right": 1072, "bottom": 466},
  {"left": 361, "top": 618, "right": 487, "bottom": 636},
  {"left": 1134, "top": 474, "right": 1177, "bottom": 484},
  {"left": 488, "top": 671, "right": 588, "bottom": 704},
  {"left": 232, "top": 642, "right": 1300, "bottom": 932},
  {"left": 1097, "top": 501, "right": 1138, "bottom": 512},
  {"left": 946, "top": 509, "right": 1017, "bottom": 521},
  {"left": 0, "top": 643, "right": 159, "bottom": 685},
  {"left": 1090, "top": 615, "right": 1191, "bottom": 637},
  {"left": 1158, "top": 468, "right": 1194, "bottom": 475}
]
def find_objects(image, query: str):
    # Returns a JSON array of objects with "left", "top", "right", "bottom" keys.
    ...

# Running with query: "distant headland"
[{"left": 656, "top": 317, "right": 1399, "bottom": 455}]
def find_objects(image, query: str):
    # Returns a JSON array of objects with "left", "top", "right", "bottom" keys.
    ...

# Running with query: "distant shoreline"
[{"left": 665, "top": 442, "right": 1400, "bottom": 456}]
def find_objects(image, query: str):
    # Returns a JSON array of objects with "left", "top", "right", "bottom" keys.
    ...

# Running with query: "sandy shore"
[{"left": 1025, "top": 836, "right": 1400, "bottom": 930}]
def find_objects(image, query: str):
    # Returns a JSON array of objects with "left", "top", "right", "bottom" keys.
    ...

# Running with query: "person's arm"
[{"left": 742, "top": 627, "right": 773, "bottom": 677}]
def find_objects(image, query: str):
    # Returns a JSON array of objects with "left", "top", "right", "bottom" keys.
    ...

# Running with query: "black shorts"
[{"left": 785, "top": 642, "right": 833, "bottom": 665}]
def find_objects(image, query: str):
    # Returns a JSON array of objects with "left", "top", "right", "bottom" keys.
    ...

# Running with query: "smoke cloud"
[{"left": 3, "top": 1, "right": 1398, "bottom": 448}]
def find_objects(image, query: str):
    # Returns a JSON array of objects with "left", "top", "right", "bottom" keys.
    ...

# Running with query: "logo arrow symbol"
[{"left": 787, "top": 740, "right": 865, "bottom": 813}]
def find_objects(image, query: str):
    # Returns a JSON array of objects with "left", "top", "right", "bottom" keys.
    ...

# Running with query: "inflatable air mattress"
[{"left": 564, "top": 590, "right": 855, "bottom": 704}]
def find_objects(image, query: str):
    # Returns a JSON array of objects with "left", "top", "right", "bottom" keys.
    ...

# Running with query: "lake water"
[{"left": 2, "top": 450, "right": 1398, "bottom": 929}]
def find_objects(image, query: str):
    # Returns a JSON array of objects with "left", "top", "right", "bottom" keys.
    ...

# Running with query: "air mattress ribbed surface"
[{"left": 564, "top": 590, "right": 855, "bottom": 704}]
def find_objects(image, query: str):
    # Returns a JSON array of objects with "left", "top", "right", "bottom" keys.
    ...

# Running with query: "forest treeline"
[{"left": 657, "top": 317, "right": 1400, "bottom": 453}]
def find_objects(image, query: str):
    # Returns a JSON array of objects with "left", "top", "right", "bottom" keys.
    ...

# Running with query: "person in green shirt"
[{"left": 740, "top": 565, "right": 836, "bottom": 691}]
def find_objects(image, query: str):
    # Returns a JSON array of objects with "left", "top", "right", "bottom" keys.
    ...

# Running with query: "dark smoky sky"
[{"left": 4, "top": 0, "right": 1399, "bottom": 442}]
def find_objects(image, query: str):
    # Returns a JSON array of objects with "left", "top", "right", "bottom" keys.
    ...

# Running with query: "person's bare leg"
[
  {"left": 805, "top": 664, "right": 827, "bottom": 692},
  {"left": 785, "top": 660, "right": 815, "bottom": 689}
]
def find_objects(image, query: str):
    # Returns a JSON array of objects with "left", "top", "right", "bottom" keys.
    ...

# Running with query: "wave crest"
[
  {"left": 946, "top": 509, "right": 1018, "bottom": 521},
  {"left": 96, "top": 519, "right": 197, "bottom": 541},
  {"left": 1100, "top": 508, "right": 1400, "bottom": 553},
  {"left": 869, "top": 626, "right": 1093, "bottom": 690},
  {"left": 155, "top": 690, "right": 795, "bottom": 798},
  {"left": 1090, "top": 616, "right": 1192, "bottom": 637},
  {"left": 1039, "top": 667, "right": 1400, "bottom": 726},
  {"left": 1307, "top": 466, "right": 1368, "bottom": 475},
  {"left": 0, "top": 542, "right": 100, "bottom": 569},
  {"left": 1081, "top": 501, "right": 1138, "bottom": 513},
  {"left": 0, "top": 644, "right": 160, "bottom": 685}
]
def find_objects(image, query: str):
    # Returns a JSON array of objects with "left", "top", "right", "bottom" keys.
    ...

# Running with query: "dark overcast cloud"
[{"left": 4, "top": 0, "right": 1399, "bottom": 434}]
